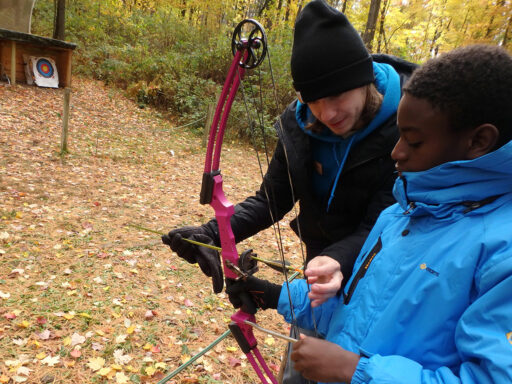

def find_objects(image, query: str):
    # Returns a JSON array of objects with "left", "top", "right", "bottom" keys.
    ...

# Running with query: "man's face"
[
  {"left": 392, "top": 94, "right": 473, "bottom": 174},
  {"left": 307, "top": 86, "right": 367, "bottom": 138}
]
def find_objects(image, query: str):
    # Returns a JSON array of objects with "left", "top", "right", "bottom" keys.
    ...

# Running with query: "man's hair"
[{"left": 404, "top": 44, "right": 512, "bottom": 148}]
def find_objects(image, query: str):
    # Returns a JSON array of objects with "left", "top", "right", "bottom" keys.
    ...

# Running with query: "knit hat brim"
[{"left": 294, "top": 56, "right": 374, "bottom": 103}]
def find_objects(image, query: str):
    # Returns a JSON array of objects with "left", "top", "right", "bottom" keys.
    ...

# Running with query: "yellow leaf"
[
  {"left": 115, "top": 372, "right": 129, "bottom": 384},
  {"left": 95, "top": 330, "right": 105, "bottom": 336},
  {"left": 125, "top": 365, "right": 137, "bottom": 373},
  {"left": 143, "top": 343, "right": 152, "bottom": 350},
  {"left": 62, "top": 336, "right": 72, "bottom": 346},
  {"left": 226, "top": 346, "right": 237, "bottom": 352},
  {"left": 63, "top": 313, "right": 75, "bottom": 320},
  {"left": 31, "top": 340, "right": 41, "bottom": 348},
  {"left": 17, "top": 320, "right": 30, "bottom": 328},
  {"left": 155, "top": 362, "right": 166, "bottom": 370},
  {"left": 110, "top": 364, "right": 123, "bottom": 371},
  {"left": 181, "top": 355, "right": 191, "bottom": 364},
  {"left": 79, "top": 312, "right": 92, "bottom": 319},
  {"left": 126, "top": 325, "right": 135, "bottom": 334},
  {"left": 0, "top": 375, "right": 9, "bottom": 383},
  {"left": 87, "top": 357, "right": 105, "bottom": 372},
  {"left": 145, "top": 366, "right": 156, "bottom": 376},
  {"left": 15, "top": 212, "right": 22, "bottom": 218},
  {"left": 36, "top": 352, "right": 46, "bottom": 360},
  {"left": 264, "top": 336, "right": 275, "bottom": 346},
  {"left": 66, "top": 290, "right": 77, "bottom": 296},
  {"left": 98, "top": 367, "right": 112, "bottom": 376},
  {"left": 64, "top": 360, "right": 76, "bottom": 367}
]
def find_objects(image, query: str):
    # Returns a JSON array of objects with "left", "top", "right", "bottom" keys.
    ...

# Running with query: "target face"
[
  {"left": 36, "top": 59, "right": 54, "bottom": 78},
  {"left": 29, "top": 56, "right": 59, "bottom": 88}
]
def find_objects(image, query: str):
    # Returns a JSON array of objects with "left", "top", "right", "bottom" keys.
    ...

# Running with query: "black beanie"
[{"left": 291, "top": 0, "right": 375, "bottom": 103}]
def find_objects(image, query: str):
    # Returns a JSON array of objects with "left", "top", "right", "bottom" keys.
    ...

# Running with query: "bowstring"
[
  {"left": 264, "top": 47, "right": 319, "bottom": 339},
  {"left": 237, "top": 69, "right": 298, "bottom": 329},
  {"left": 236, "top": 45, "right": 319, "bottom": 340}
]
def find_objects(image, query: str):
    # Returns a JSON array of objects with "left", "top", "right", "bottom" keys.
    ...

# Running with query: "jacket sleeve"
[
  {"left": 203, "top": 137, "right": 296, "bottom": 244},
  {"left": 318, "top": 171, "right": 397, "bottom": 283},
  {"left": 277, "top": 279, "right": 339, "bottom": 337},
  {"left": 351, "top": 255, "right": 512, "bottom": 384}
]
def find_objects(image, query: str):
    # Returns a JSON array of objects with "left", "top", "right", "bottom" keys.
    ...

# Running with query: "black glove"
[
  {"left": 225, "top": 275, "right": 282, "bottom": 314},
  {"left": 162, "top": 226, "right": 223, "bottom": 293}
]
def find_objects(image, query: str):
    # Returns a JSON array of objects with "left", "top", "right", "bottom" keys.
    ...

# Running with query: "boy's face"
[
  {"left": 307, "top": 86, "right": 367, "bottom": 138},
  {"left": 392, "top": 94, "right": 473, "bottom": 174}
]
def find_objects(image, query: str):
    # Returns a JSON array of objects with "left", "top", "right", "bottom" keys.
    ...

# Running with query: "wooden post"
[
  {"left": 203, "top": 103, "right": 215, "bottom": 147},
  {"left": 10, "top": 41, "right": 16, "bottom": 85},
  {"left": 61, "top": 88, "right": 71, "bottom": 154}
]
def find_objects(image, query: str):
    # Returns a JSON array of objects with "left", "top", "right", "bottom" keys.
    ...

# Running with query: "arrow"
[{"left": 126, "top": 223, "right": 302, "bottom": 274}]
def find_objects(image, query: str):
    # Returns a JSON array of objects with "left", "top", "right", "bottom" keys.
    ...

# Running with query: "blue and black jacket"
[{"left": 204, "top": 54, "right": 416, "bottom": 280}]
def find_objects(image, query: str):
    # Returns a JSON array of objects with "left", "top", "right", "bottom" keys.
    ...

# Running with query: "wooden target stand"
[
  {"left": 0, "top": 28, "right": 75, "bottom": 87},
  {"left": 0, "top": 29, "right": 76, "bottom": 154}
]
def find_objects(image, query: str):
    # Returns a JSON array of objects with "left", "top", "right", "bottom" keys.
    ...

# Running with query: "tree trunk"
[
  {"left": 53, "top": 0, "right": 66, "bottom": 40},
  {"left": 362, "top": 0, "right": 382, "bottom": 51},
  {"left": 502, "top": 13, "right": 512, "bottom": 47},
  {"left": 342, "top": 0, "right": 348, "bottom": 13},
  {"left": 376, "top": 0, "right": 389, "bottom": 52}
]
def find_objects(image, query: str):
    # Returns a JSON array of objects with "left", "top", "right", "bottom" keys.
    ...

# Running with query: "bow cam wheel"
[{"left": 231, "top": 19, "right": 267, "bottom": 69}]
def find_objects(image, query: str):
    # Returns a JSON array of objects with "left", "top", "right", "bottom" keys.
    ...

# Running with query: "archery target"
[{"left": 29, "top": 56, "right": 59, "bottom": 88}]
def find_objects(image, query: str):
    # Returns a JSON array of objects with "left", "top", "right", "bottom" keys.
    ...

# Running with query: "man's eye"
[{"left": 408, "top": 142, "right": 422, "bottom": 148}]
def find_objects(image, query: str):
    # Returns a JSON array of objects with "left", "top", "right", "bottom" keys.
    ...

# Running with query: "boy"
[{"left": 227, "top": 44, "right": 512, "bottom": 383}]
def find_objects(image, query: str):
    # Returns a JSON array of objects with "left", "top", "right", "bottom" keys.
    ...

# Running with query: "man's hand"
[
  {"left": 162, "top": 226, "right": 223, "bottom": 293},
  {"left": 291, "top": 335, "right": 359, "bottom": 383},
  {"left": 305, "top": 256, "right": 343, "bottom": 307}
]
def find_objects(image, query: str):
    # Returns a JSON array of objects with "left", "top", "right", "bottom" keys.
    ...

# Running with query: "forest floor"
[{"left": 0, "top": 78, "right": 303, "bottom": 383}]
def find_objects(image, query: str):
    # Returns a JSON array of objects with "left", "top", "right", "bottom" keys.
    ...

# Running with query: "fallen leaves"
[{"left": 0, "top": 78, "right": 291, "bottom": 383}]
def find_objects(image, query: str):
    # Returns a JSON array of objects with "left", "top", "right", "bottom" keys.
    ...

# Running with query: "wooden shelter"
[{"left": 0, "top": 28, "right": 76, "bottom": 87}]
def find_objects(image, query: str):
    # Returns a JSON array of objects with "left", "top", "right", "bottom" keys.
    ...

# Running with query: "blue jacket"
[{"left": 278, "top": 140, "right": 512, "bottom": 383}]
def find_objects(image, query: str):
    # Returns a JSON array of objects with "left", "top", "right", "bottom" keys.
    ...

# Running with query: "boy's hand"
[
  {"left": 305, "top": 256, "right": 343, "bottom": 307},
  {"left": 291, "top": 335, "right": 360, "bottom": 382},
  {"left": 225, "top": 275, "right": 282, "bottom": 314},
  {"left": 162, "top": 226, "right": 223, "bottom": 293}
]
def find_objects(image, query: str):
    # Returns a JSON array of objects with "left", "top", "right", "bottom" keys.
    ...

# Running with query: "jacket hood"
[{"left": 393, "top": 140, "right": 512, "bottom": 213}]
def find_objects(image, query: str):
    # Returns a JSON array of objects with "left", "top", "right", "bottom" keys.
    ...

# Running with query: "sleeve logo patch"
[{"left": 507, "top": 331, "right": 512, "bottom": 345}]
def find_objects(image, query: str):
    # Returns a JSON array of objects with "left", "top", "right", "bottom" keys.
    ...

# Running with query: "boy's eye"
[{"left": 408, "top": 141, "right": 422, "bottom": 148}]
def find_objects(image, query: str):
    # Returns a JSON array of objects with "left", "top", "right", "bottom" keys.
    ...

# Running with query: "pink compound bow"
[{"left": 199, "top": 19, "right": 279, "bottom": 384}]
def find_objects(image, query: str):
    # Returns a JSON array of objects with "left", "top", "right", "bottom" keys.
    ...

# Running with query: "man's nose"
[{"left": 317, "top": 100, "right": 337, "bottom": 122}]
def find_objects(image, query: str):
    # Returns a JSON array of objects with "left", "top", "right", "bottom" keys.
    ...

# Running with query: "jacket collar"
[{"left": 393, "top": 140, "right": 512, "bottom": 213}]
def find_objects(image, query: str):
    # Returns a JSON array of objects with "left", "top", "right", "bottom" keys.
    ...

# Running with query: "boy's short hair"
[{"left": 403, "top": 44, "right": 512, "bottom": 148}]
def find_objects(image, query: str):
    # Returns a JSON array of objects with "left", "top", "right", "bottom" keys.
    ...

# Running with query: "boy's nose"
[{"left": 391, "top": 138, "right": 407, "bottom": 161}]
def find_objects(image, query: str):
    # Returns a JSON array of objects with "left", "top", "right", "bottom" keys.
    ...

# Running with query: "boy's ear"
[{"left": 467, "top": 124, "right": 499, "bottom": 159}]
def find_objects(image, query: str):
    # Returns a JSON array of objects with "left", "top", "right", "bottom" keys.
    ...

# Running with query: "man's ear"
[{"left": 467, "top": 124, "right": 499, "bottom": 159}]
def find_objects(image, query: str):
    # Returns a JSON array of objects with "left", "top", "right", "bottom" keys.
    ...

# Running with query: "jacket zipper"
[{"left": 344, "top": 237, "right": 382, "bottom": 305}]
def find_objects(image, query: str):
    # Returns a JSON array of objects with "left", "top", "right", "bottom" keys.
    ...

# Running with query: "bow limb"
[{"left": 199, "top": 19, "right": 278, "bottom": 384}]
